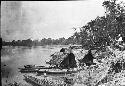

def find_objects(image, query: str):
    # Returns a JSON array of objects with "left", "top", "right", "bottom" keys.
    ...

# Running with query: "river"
[{"left": 1, "top": 45, "right": 69, "bottom": 86}]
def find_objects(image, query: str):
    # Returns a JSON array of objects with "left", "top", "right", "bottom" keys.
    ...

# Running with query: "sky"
[{"left": 1, "top": 0, "right": 106, "bottom": 41}]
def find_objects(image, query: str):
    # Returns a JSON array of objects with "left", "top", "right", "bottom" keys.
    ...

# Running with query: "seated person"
[
  {"left": 79, "top": 49, "right": 95, "bottom": 66},
  {"left": 59, "top": 48, "right": 77, "bottom": 69}
]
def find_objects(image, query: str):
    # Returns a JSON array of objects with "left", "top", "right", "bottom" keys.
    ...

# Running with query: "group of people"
[{"left": 59, "top": 47, "right": 95, "bottom": 69}]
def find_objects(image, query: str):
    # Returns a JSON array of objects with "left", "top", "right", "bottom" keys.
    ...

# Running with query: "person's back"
[
  {"left": 68, "top": 52, "right": 77, "bottom": 68},
  {"left": 60, "top": 52, "right": 77, "bottom": 69},
  {"left": 59, "top": 47, "right": 77, "bottom": 69},
  {"left": 81, "top": 49, "right": 94, "bottom": 66}
]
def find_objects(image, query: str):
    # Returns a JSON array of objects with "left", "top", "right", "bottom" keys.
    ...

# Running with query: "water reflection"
[{"left": 1, "top": 46, "right": 63, "bottom": 86}]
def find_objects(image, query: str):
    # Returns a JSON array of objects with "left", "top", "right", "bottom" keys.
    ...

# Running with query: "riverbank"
[{"left": 1, "top": 45, "right": 125, "bottom": 86}]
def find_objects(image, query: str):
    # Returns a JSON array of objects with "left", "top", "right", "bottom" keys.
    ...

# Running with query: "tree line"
[{"left": 2, "top": 35, "right": 81, "bottom": 46}]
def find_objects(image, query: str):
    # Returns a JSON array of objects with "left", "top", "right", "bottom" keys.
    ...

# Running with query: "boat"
[
  {"left": 24, "top": 65, "right": 36, "bottom": 68},
  {"left": 19, "top": 65, "right": 58, "bottom": 69},
  {"left": 18, "top": 65, "right": 61, "bottom": 73},
  {"left": 19, "top": 68, "right": 40, "bottom": 73},
  {"left": 37, "top": 68, "right": 81, "bottom": 75},
  {"left": 23, "top": 65, "right": 46, "bottom": 69}
]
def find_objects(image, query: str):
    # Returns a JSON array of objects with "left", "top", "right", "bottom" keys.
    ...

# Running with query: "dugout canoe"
[{"left": 37, "top": 68, "right": 81, "bottom": 75}]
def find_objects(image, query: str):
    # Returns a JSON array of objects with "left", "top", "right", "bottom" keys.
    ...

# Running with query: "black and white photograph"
[{"left": 1, "top": 0, "right": 125, "bottom": 86}]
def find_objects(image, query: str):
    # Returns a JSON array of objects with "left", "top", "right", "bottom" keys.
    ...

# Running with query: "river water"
[{"left": 1, "top": 45, "right": 69, "bottom": 86}]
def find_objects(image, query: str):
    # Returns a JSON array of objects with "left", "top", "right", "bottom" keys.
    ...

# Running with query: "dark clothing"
[
  {"left": 79, "top": 50, "right": 94, "bottom": 66},
  {"left": 60, "top": 48, "right": 65, "bottom": 52},
  {"left": 60, "top": 53, "right": 77, "bottom": 69},
  {"left": 83, "top": 50, "right": 94, "bottom": 63}
]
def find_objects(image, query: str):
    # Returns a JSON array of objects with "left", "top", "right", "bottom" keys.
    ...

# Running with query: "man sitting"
[
  {"left": 79, "top": 49, "right": 95, "bottom": 66},
  {"left": 59, "top": 47, "right": 77, "bottom": 69}
]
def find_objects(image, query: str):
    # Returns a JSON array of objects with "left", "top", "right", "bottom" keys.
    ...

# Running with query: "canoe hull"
[
  {"left": 37, "top": 69, "right": 79, "bottom": 75},
  {"left": 19, "top": 69, "right": 39, "bottom": 73}
]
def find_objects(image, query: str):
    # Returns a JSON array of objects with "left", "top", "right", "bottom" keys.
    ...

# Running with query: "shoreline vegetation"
[
  {"left": 2, "top": 0, "right": 125, "bottom": 50},
  {"left": 1, "top": 0, "right": 125, "bottom": 86},
  {"left": 2, "top": 37, "right": 81, "bottom": 47}
]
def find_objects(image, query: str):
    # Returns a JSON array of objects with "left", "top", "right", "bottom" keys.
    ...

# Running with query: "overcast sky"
[{"left": 1, "top": 0, "right": 106, "bottom": 41}]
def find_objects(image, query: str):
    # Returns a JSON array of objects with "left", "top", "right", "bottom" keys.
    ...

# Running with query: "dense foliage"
[{"left": 76, "top": 0, "right": 125, "bottom": 49}]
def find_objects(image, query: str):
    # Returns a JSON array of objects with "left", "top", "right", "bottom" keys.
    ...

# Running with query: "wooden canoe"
[{"left": 37, "top": 68, "right": 81, "bottom": 75}]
